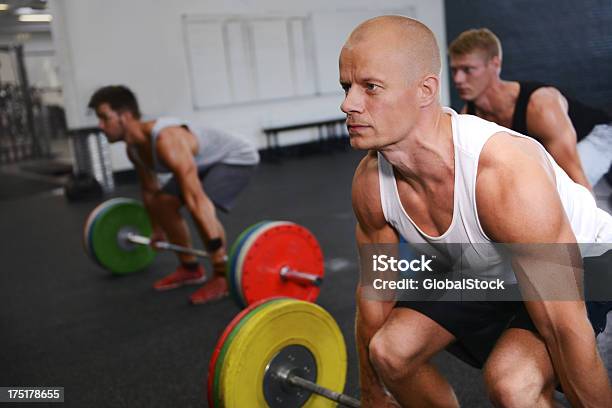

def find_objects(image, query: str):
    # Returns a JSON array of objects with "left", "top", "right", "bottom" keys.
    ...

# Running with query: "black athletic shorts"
[
  {"left": 395, "top": 250, "right": 612, "bottom": 369},
  {"left": 394, "top": 299, "right": 539, "bottom": 369},
  {"left": 395, "top": 300, "right": 611, "bottom": 370},
  {"left": 161, "top": 163, "right": 257, "bottom": 213}
]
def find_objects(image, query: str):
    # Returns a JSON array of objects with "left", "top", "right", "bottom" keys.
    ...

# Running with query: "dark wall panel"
[{"left": 445, "top": 0, "right": 612, "bottom": 111}]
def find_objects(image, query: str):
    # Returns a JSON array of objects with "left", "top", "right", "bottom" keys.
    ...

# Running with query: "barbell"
[
  {"left": 208, "top": 298, "right": 360, "bottom": 407},
  {"left": 83, "top": 198, "right": 325, "bottom": 308}
]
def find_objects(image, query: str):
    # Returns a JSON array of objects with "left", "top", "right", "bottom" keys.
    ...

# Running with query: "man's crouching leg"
[
  {"left": 149, "top": 192, "right": 209, "bottom": 291},
  {"left": 367, "top": 308, "right": 459, "bottom": 407},
  {"left": 483, "top": 329, "right": 557, "bottom": 408}
]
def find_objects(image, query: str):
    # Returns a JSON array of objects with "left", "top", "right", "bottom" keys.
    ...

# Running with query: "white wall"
[
  {"left": 0, "top": 32, "right": 64, "bottom": 106},
  {"left": 49, "top": 0, "right": 448, "bottom": 171}
]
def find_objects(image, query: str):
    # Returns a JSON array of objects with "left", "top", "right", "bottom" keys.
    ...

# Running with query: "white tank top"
[{"left": 378, "top": 107, "right": 611, "bottom": 283}]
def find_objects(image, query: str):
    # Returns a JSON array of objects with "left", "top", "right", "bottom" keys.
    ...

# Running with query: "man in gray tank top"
[
  {"left": 341, "top": 16, "right": 612, "bottom": 406},
  {"left": 88, "top": 86, "right": 259, "bottom": 305}
]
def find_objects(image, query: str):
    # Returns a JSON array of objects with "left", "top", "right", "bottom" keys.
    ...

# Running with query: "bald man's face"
[{"left": 339, "top": 39, "right": 420, "bottom": 150}]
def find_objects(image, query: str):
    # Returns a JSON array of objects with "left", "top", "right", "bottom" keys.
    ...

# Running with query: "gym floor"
[{"left": 2, "top": 146, "right": 611, "bottom": 407}]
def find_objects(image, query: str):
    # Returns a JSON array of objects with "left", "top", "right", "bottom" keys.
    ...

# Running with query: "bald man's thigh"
[
  {"left": 375, "top": 307, "right": 456, "bottom": 361},
  {"left": 483, "top": 328, "right": 556, "bottom": 396}
]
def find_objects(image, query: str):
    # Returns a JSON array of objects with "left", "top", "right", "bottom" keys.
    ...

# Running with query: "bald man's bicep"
[{"left": 476, "top": 132, "right": 572, "bottom": 243}]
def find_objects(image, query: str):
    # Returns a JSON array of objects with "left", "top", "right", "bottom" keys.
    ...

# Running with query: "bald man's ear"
[{"left": 418, "top": 74, "right": 439, "bottom": 107}]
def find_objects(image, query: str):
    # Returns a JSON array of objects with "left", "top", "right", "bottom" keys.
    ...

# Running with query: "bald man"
[{"left": 342, "top": 15, "right": 612, "bottom": 407}]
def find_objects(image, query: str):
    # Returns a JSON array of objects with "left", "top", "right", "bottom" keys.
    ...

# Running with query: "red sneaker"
[
  {"left": 153, "top": 264, "right": 207, "bottom": 291},
  {"left": 189, "top": 276, "right": 228, "bottom": 305}
]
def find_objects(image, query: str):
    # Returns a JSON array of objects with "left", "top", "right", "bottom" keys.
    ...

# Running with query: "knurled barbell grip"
[
  {"left": 283, "top": 371, "right": 361, "bottom": 408},
  {"left": 153, "top": 241, "right": 211, "bottom": 258},
  {"left": 125, "top": 233, "right": 227, "bottom": 261}
]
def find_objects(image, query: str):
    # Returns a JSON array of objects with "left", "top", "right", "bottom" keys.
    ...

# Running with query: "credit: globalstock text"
[{"left": 372, "top": 278, "right": 506, "bottom": 290}]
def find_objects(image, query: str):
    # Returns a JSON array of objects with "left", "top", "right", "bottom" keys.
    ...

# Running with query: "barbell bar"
[
  {"left": 120, "top": 230, "right": 323, "bottom": 286},
  {"left": 121, "top": 230, "right": 213, "bottom": 258},
  {"left": 274, "top": 364, "right": 361, "bottom": 407}
]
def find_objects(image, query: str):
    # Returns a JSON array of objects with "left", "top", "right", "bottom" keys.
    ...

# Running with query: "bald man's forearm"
[{"left": 355, "top": 300, "right": 401, "bottom": 407}]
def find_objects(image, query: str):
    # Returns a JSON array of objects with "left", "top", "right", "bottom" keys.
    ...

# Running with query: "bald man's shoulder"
[{"left": 352, "top": 151, "right": 386, "bottom": 226}]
